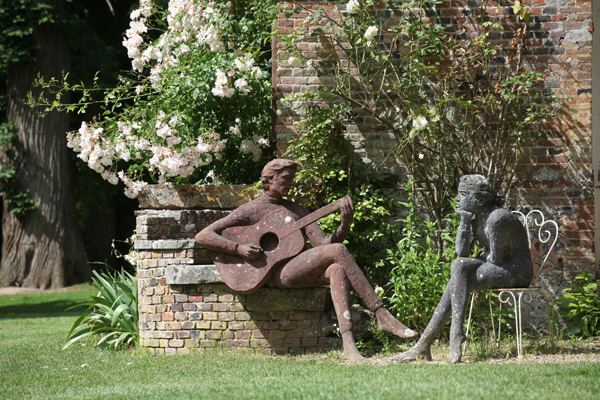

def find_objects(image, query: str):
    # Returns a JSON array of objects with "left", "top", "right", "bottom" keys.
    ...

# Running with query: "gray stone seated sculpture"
[
  {"left": 393, "top": 174, "right": 533, "bottom": 364},
  {"left": 195, "top": 158, "right": 418, "bottom": 361}
]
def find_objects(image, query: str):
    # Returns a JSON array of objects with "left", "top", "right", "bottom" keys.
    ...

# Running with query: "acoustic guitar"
[{"left": 208, "top": 195, "right": 351, "bottom": 294}]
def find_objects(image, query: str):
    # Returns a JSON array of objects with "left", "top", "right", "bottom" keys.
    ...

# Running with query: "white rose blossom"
[
  {"left": 288, "top": 56, "right": 302, "bottom": 66},
  {"left": 364, "top": 26, "right": 378, "bottom": 42},
  {"left": 347, "top": 0, "right": 360, "bottom": 14},
  {"left": 413, "top": 116, "right": 429, "bottom": 131}
]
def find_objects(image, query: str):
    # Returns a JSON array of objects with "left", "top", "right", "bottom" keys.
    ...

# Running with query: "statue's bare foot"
[
  {"left": 343, "top": 348, "right": 365, "bottom": 363},
  {"left": 341, "top": 331, "right": 365, "bottom": 363},
  {"left": 448, "top": 334, "right": 466, "bottom": 364},
  {"left": 375, "top": 308, "right": 419, "bottom": 339},
  {"left": 391, "top": 346, "right": 432, "bottom": 362}
]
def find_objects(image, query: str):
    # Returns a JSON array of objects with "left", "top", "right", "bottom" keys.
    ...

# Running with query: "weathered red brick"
[
  {"left": 262, "top": 321, "right": 280, "bottom": 330},
  {"left": 163, "top": 295, "right": 175, "bottom": 303},
  {"left": 252, "top": 329, "right": 269, "bottom": 339}
]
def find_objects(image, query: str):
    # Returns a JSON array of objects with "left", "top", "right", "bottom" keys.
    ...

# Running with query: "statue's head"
[
  {"left": 261, "top": 159, "right": 299, "bottom": 196},
  {"left": 456, "top": 174, "right": 504, "bottom": 213}
]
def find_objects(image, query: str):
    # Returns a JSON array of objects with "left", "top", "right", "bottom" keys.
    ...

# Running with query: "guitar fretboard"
[{"left": 276, "top": 196, "right": 349, "bottom": 239}]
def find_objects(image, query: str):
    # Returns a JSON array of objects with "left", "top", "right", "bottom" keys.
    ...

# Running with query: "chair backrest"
[{"left": 511, "top": 210, "right": 560, "bottom": 284}]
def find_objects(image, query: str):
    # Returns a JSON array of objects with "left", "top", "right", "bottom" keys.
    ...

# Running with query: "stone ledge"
[
  {"left": 135, "top": 239, "right": 202, "bottom": 250},
  {"left": 138, "top": 184, "right": 258, "bottom": 210},
  {"left": 166, "top": 264, "right": 223, "bottom": 284}
]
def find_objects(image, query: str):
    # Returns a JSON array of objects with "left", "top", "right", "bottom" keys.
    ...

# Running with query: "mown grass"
[{"left": 1, "top": 287, "right": 600, "bottom": 399}]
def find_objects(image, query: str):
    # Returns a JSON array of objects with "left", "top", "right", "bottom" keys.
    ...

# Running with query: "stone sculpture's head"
[
  {"left": 456, "top": 174, "right": 504, "bottom": 214},
  {"left": 261, "top": 159, "right": 299, "bottom": 197}
]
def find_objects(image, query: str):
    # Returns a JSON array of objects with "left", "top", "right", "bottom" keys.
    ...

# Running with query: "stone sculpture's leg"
[
  {"left": 447, "top": 258, "right": 482, "bottom": 363},
  {"left": 393, "top": 287, "right": 452, "bottom": 362},
  {"left": 325, "top": 263, "right": 363, "bottom": 362},
  {"left": 394, "top": 257, "right": 485, "bottom": 363}
]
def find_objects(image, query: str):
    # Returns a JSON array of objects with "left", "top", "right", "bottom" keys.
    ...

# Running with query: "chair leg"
[
  {"left": 489, "top": 294, "right": 497, "bottom": 346},
  {"left": 498, "top": 291, "right": 520, "bottom": 358},
  {"left": 463, "top": 292, "right": 477, "bottom": 353},
  {"left": 516, "top": 291, "right": 524, "bottom": 359}
]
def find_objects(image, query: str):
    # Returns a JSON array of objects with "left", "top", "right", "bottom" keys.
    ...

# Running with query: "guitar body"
[{"left": 209, "top": 209, "right": 305, "bottom": 294}]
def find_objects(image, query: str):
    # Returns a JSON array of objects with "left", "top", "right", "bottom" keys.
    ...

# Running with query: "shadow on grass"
[
  {"left": 0, "top": 287, "right": 96, "bottom": 319},
  {"left": 0, "top": 300, "right": 89, "bottom": 319}
]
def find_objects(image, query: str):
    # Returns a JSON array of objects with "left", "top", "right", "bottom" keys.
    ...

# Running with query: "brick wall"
[{"left": 273, "top": 0, "right": 595, "bottom": 295}]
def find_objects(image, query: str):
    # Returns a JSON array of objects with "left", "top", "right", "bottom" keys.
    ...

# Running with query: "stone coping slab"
[
  {"left": 138, "top": 184, "right": 258, "bottom": 210},
  {"left": 135, "top": 239, "right": 201, "bottom": 250},
  {"left": 166, "top": 264, "right": 223, "bottom": 284}
]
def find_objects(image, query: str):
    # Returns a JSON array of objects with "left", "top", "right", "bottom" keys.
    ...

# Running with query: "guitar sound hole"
[{"left": 260, "top": 232, "right": 279, "bottom": 252}]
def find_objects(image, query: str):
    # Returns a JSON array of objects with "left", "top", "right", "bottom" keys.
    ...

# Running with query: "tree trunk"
[{"left": 0, "top": 0, "right": 90, "bottom": 288}]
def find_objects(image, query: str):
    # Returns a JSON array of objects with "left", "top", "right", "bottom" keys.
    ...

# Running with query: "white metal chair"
[{"left": 464, "top": 209, "right": 560, "bottom": 359}]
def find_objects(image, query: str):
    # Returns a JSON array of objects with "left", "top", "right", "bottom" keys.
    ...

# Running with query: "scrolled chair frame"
[{"left": 465, "top": 209, "right": 560, "bottom": 359}]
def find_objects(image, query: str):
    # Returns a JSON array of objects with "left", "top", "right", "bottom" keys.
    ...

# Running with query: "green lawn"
[{"left": 1, "top": 287, "right": 599, "bottom": 400}]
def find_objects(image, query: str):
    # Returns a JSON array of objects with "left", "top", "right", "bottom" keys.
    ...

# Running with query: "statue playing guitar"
[{"left": 195, "top": 159, "right": 418, "bottom": 361}]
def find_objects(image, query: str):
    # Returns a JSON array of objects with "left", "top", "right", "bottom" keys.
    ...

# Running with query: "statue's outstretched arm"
[{"left": 304, "top": 196, "right": 353, "bottom": 246}]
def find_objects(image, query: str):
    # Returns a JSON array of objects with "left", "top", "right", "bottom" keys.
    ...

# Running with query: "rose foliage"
[
  {"left": 280, "top": 0, "right": 573, "bottom": 242},
  {"left": 30, "top": 0, "right": 279, "bottom": 197}
]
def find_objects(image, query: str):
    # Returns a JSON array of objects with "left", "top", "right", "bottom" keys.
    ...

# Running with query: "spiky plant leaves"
[{"left": 64, "top": 268, "right": 138, "bottom": 350}]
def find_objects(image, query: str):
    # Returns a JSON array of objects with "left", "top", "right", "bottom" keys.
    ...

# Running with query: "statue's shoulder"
[
  {"left": 487, "top": 207, "right": 521, "bottom": 228},
  {"left": 231, "top": 197, "right": 261, "bottom": 214}
]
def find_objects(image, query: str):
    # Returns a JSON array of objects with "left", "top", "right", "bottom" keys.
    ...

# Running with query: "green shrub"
[
  {"left": 64, "top": 268, "right": 138, "bottom": 350},
  {"left": 382, "top": 182, "right": 457, "bottom": 332},
  {"left": 556, "top": 272, "right": 600, "bottom": 338},
  {"left": 283, "top": 90, "right": 401, "bottom": 285}
]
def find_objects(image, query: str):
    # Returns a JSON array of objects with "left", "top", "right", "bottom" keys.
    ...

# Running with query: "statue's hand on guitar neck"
[
  {"left": 237, "top": 244, "right": 262, "bottom": 260},
  {"left": 339, "top": 196, "right": 354, "bottom": 230},
  {"left": 328, "top": 195, "right": 353, "bottom": 243}
]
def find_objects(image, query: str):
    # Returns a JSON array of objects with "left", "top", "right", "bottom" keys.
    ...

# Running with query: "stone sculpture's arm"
[
  {"left": 455, "top": 209, "right": 473, "bottom": 258},
  {"left": 483, "top": 213, "right": 509, "bottom": 265}
]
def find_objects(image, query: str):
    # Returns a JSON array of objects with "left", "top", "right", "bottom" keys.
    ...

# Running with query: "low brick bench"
[{"left": 135, "top": 185, "right": 342, "bottom": 355}]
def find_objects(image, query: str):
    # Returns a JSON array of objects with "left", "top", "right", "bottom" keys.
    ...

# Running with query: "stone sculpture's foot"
[
  {"left": 375, "top": 308, "right": 419, "bottom": 339},
  {"left": 391, "top": 346, "right": 432, "bottom": 362},
  {"left": 341, "top": 330, "right": 365, "bottom": 363},
  {"left": 448, "top": 334, "right": 466, "bottom": 364}
]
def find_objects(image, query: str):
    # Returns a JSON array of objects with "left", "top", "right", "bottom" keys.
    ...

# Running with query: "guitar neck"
[{"left": 277, "top": 195, "right": 349, "bottom": 239}]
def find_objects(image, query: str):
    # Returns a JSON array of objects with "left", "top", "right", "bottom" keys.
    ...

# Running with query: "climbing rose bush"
[{"left": 46, "top": 0, "right": 277, "bottom": 197}]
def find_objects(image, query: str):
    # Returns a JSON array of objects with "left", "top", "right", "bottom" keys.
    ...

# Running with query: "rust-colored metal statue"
[{"left": 196, "top": 159, "right": 418, "bottom": 361}]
